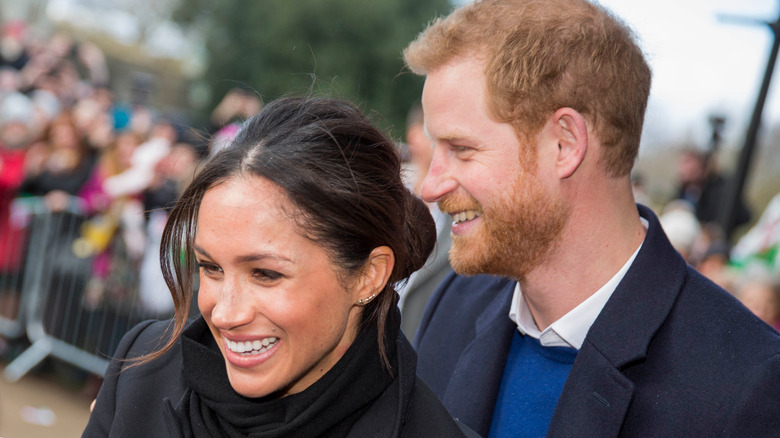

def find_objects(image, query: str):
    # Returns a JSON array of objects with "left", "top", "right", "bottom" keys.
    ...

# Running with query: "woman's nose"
[{"left": 208, "top": 281, "right": 254, "bottom": 330}]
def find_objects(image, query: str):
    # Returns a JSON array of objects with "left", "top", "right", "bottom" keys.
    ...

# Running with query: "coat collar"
[
  {"left": 548, "top": 204, "right": 689, "bottom": 437},
  {"left": 586, "top": 204, "right": 687, "bottom": 367},
  {"left": 346, "top": 331, "right": 418, "bottom": 438},
  {"left": 443, "top": 276, "right": 516, "bottom": 435}
]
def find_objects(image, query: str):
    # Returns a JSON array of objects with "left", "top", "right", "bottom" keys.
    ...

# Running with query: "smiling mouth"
[
  {"left": 450, "top": 210, "right": 482, "bottom": 225},
  {"left": 225, "top": 337, "right": 279, "bottom": 356}
]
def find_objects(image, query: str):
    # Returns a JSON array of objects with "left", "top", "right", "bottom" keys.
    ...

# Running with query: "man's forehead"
[{"left": 422, "top": 123, "right": 479, "bottom": 144}]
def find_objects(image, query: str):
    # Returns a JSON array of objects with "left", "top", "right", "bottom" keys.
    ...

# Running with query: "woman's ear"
[
  {"left": 354, "top": 246, "right": 394, "bottom": 306},
  {"left": 553, "top": 107, "right": 588, "bottom": 179}
]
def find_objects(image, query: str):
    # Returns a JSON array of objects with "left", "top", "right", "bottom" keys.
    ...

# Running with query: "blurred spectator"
[
  {"left": 0, "top": 91, "right": 35, "bottom": 150},
  {"left": 0, "top": 92, "right": 35, "bottom": 297},
  {"left": 0, "top": 21, "right": 30, "bottom": 71},
  {"left": 675, "top": 147, "right": 750, "bottom": 231},
  {"left": 208, "top": 88, "right": 261, "bottom": 156},
  {"left": 29, "top": 89, "right": 62, "bottom": 139},
  {"left": 72, "top": 88, "right": 116, "bottom": 153},
  {"left": 76, "top": 131, "right": 143, "bottom": 308},
  {"left": 79, "top": 131, "right": 142, "bottom": 215},
  {"left": 210, "top": 87, "right": 262, "bottom": 130},
  {"left": 21, "top": 111, "right": 97, "bottom": 210},
  {"left": 0, "top": 66, "right": 21, "bottom": 95},
  {"left": 660, "top": 198, "right": 738, "bottom": 290},
  {"left": 695, "top": 239, "right": 734, "bottom": 292},
  {"left": 143, "top": 142, "right": 199, "bottom": 213},
  {"left": 102, "top": 117, "right": 178, "bottom": 199},
  {"left": 736, "top": 273, "right": 780, "bottom": 331},
  {"left": 139, "top": 142, "right": 199, "bottom": 316},
  {"left": 659, "top": 200, "right": 701, "bottom": 262}
]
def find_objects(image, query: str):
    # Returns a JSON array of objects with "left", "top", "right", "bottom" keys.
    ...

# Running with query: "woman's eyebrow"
[
  {"left": 194, "top": 244, "right": 292, "bottom": 264},
  {"left": 234, "top": 253, "right": 293, "bottom": 264}
]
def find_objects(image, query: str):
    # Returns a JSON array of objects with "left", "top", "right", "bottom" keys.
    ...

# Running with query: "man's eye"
[{"left": 451, "top": 144, "right": 471, "bottom": 153}]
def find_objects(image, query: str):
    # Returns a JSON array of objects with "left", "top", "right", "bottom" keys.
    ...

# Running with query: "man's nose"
[{"left": 420, "top": 146, "right": 458, "bottom": 203}]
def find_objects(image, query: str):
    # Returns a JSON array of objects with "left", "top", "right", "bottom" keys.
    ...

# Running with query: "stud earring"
[{"left": 355, "top": 293, "right": 377, "bottom": 305}]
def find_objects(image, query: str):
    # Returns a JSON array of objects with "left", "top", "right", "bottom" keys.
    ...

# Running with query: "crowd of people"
[
  {"left": 653, "top": 147, "right": 780, "bottom": 330},
  {"left": 0, "top": 20, "right": 201, "bottom": 323}
]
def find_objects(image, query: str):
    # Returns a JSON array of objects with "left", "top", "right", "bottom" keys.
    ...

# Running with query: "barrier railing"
[
  {"left": 2, "top": 197, "right": 173, "bottom": 382},
  {"left": 0, "top": 197, "right": 38, "bottom": 342}
]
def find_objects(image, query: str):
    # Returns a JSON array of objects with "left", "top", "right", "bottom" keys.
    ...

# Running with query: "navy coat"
[{"left": 414, "top": 205, "right": 780, "bottom": 437}]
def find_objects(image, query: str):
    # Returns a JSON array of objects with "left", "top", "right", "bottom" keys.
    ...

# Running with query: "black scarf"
[{"left": 169, "top": 315, "right": 398, "bottom": 438}]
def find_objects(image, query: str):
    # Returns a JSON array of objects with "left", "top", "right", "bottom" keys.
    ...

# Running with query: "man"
[
  {"left": 403, "top": 0, "right": 780, "bottom": 436},
  {"left": 398, "top": 102, "right": 453, "bottom": 338}
]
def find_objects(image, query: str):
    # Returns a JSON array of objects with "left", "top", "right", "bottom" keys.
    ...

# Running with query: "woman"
[
  {"left": 83, "top": 97, "right": 475, "bottom": 437},
  {"left": 21, "top": 110, "right": 96, "bottom": 206}
]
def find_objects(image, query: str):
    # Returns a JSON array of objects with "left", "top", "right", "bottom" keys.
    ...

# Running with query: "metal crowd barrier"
[
  {"left": 0, "top": 197, "right": 36, "bottom": 341},
  {"left": 2, "top": 197, "right": 173, "bottom": 382}
]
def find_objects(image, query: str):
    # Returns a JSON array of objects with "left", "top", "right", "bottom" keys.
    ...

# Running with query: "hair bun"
[{"left": 400, "top": 191, "right": 437, "bottom": 279}]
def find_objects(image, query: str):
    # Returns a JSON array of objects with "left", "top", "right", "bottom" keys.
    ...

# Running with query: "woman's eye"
[
  {"left": 254, "top": 269, "right": 283, "bottom": 281},
  {"left": 196, "top": 262, "right": 221, "bottom": 276}
]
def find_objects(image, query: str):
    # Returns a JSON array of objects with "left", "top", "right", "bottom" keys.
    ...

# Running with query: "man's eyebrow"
[{"left": 424, "top": 125, "right": 475, "bottom": 144}]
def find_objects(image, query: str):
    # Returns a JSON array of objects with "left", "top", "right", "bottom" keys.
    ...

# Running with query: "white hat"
[{"left": 0, "top": 91, "right": 34, "bottom": 127}]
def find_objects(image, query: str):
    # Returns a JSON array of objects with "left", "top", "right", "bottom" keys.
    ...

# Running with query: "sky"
[{"left": 596, "top": 0, "right": 780, "bottom": 150}]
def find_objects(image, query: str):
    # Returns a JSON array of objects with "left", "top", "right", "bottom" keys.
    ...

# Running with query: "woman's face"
[
  {"left": 195, "top": 175, "right": 365, "bottom": 398},
  {"left": 51, "top": 119, "right": 79, "bottom": 150}
]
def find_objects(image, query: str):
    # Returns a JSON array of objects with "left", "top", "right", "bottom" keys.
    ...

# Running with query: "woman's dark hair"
[{"left": 146, "top": 96, "right": 436, "bottom": 369}]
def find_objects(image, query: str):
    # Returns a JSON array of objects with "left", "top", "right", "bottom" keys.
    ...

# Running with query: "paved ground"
[{"left": 0, "top": 362, "right": 93, "bottom": 438}]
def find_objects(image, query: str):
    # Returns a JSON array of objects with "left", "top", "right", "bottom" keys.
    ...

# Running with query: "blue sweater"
[{"left": 488, "top": 331, "right": 578, "bottom": 438}]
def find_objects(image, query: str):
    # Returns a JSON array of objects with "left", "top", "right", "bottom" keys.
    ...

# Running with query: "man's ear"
[
  {"left": 354, "top": 246, "right": 395, "bottom": 305},
  {"left": 553, "top": 107, "right": 588, "bottom": 179}
]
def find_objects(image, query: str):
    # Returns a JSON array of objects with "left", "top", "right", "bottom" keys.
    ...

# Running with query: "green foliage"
[{"left": 175, "top": 0, "right": 452, "bottom": 138}]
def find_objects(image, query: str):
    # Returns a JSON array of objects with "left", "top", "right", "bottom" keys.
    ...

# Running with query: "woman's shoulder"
[
  {"left": 401, "top": 377, "right": 481, "bottom": 438},
  {"left": 114, "top": 319, "right": 179, "bottom": 359},
  {"left": 84, "top": 319, "right": 190, "bottom": 436},
  {"left": 105, "top": 319, "right": 188, "bottom": 393}
]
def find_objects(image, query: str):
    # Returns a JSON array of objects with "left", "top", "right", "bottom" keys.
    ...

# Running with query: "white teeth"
[
  {"left": 226, "top": 337, "right": 279, "bottom": 355},
  {"left": 452, "top": 210, "right": 482, "bottom": 225}
]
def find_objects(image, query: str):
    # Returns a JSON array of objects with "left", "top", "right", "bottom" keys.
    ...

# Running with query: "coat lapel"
[
  {"left": 547, "top": 344, "right": 635, "bottom": 437},
  {"left": 443, "top": 279, "right": 516, "bottom": 435},
  {"left": 548, "top": 205, "right": 689, "bottom": 437}
]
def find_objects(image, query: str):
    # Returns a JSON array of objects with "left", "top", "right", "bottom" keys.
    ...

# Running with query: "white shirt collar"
[{"left": 508, "top": 218, "right": 648, "bottom": 349}]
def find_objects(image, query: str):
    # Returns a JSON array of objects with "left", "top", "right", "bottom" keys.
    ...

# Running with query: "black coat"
[
  {"left": 415, "top": 205, "right": 780, "bottom": 437},
  {"left": 83, "top": 318, "right": 478, "bottom": 437}
]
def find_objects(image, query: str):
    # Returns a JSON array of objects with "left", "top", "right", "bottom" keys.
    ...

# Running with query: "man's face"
[{"left": 420, "top": 56, "right": 569, "bottom": 279}]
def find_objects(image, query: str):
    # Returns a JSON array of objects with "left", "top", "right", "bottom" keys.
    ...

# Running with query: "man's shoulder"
[
  {"left": 675, "top": 266, "right": 780, "bottom": 354},
  {"left": 435, "top": 272, "right": 514, "bottom": 306},
  {"left": 399, "top": 377, "right": 480, "bottom": 438},
  {"left": 415, "top": 272, "right": 514, "bottom": 340}
]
